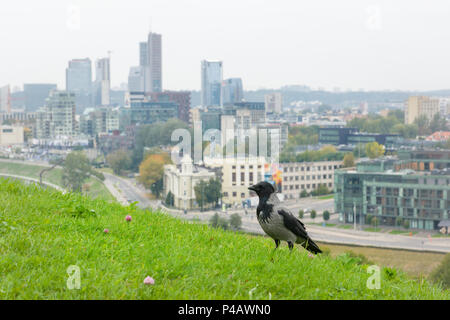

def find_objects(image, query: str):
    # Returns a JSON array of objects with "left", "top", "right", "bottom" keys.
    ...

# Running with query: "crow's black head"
[{"left": 248, "top": 181, "right": 276, "bottom": 197}]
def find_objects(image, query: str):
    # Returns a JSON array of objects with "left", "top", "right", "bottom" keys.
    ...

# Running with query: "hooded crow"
[{"left": 248, "top": 181, "right": 322, "bottom": 254}]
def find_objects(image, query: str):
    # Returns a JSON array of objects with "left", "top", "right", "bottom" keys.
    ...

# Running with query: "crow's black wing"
[
  {"left": 278, "top": 207, "right": 322, "bottom": 254},
  {"left": 277, "top": 208, "right": 308, "bottom": 239}
]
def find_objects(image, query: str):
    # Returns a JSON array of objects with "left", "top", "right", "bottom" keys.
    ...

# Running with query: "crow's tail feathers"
[{"left": 301, "top": 237, "right": 322, "bottom": 255}]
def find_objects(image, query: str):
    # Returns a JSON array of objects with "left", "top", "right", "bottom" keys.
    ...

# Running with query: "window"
[
  {"left": 232, "top": 192, "right": 237, "bottom": 197},
  {"left": 241, "top": 193, "right": 245, "bottom": 198},
  {"left": 232, "top": 172, "right": 236, "bottom": 182},
  {"left": 223, "top": 192, "right": 229, "bottom": 197}
]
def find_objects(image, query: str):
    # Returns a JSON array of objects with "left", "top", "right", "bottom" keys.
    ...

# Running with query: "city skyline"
[{"left": 2, "top": 1, "right": 450, "bottom": 92}]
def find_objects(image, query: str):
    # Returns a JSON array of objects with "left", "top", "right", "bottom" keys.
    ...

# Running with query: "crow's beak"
[{"left": 248, "top": 185, "right": 257, "bottom": 192}]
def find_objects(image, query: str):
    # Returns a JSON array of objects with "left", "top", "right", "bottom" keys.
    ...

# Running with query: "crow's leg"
[
  {"left": 288, "top": 241, "right": 294, "bottom": 251},
  {"left": 274, "top": 239, "right": 280, "bottom": 250}
]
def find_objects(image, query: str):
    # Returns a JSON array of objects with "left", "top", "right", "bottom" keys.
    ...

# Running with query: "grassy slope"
[
  {"left": 0, "top": 162, "right": 114, "bottom": 201},
  {"left": 0, "top": 179, "right": 447, "bottom": 299}
]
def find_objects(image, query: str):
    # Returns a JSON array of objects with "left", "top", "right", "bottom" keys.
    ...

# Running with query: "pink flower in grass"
[
  {"left": 144, "top": 276, "right": 155, "bottom": 285},
  {"left": 308, "top": 253, "right": 315, "bottom": 259},
  {"left": 104, "top": 229, "right": 109, "bottom": 234},
  {"left": 125, "top": 215, "right": 132, "bottom": 222}
]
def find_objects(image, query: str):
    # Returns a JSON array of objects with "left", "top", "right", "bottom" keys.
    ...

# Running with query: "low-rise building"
[
  {"left": 280, "top": 160, "right": 343, "bottom": 199},
  {"left": 163, "top": 154, "right": 216, "bottom": 209},
  {"left": 334, "top": 150, "right": 450, "bottom": 230},
  {"left": 204, "top": 156, "right": 268, "bottom": 205},
  {"left": 0, "top": 125, "right": 24, "bottom": 145}
]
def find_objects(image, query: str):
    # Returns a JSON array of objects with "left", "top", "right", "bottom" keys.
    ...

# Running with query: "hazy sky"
[{"left": 1, "top": 0, "right": 450, "bottom": 92}]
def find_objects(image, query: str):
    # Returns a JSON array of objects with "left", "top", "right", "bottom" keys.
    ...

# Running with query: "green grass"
[
  {"left": 0, "top": 161, "right": 114, "bottom": 201},
  {"left": 312, "top": 223, "right": 337, "bottom": 227},
  {"left": 317, "top": 194, "right": 334, "bottom": 200},
  {"left": 364, "top": 227, "right": 383, "bottom": 232},
  {"left": 0, "top": 179, "right": 448, "bottom": 299},
  {"left": 432, "top": 233, "right": 450, "bottom": 238},
  {"left": 337, "top": 224, "right": 353, "bottom": 229},
  {"left": 389, "top": 230, "right": 418, "bottom": 236}
]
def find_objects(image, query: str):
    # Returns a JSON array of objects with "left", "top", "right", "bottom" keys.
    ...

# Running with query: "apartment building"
[{"left": 280, "top": 160, "right": 343, "bottom": 199}]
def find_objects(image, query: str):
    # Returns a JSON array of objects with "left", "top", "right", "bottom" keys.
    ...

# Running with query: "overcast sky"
[{"left": 1, "top": 0, "right": 450, "bottom": 92}]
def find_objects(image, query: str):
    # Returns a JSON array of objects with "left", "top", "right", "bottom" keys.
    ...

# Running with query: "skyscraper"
[
  {"left": 147, "top": 32, "right": 162, "bottom": 93},
  {"left": 66, "top": 58, "right": 92, "bottom": 113},
  {"left": 128, "top": 66, "right": 146, "bottom": 93},
  {"left": 128, "top": 33, "right": 162, "bottom": 95},
  {"left": 222, "top": 78, "right": 243, "bottom": 106},
  {"left": 201, "top": 60, "right": 223, "bottom": 107},
  {"left": 0, "top": 85, "right": 11, "bottom": 113},
  {"left": 23, "top": 84, "right": 57, "bottom": 112},
  {"left": 94, "top": 57, "right": 110, "bottom": 106}
]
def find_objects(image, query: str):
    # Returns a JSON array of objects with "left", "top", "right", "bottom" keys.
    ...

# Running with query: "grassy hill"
[
  {"left": 0, "top": 161, "right": 114, "bottom": 201},
  {"left": 0, "top": 179, "right": 448, "bottom": 299}
]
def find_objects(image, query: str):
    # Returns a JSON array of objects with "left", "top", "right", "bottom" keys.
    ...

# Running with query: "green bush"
[
  {"left": 344, "top": 250, "right": 373, "bottom": 265},
  {"left": 403, "top": 220, "right": 410, "bottom": 229},
  {"left": 310, "top": 210, "right": 317, "bottom": 220},
  {"left": 298, "top": 209, "right": 304, "bottom": 219},
  {"left": 229, "top": 213, "right": 242, "bottom": 230},
  {"left": 430, "top": 253, "right": 450, "bottom": 290},
  {"left": 323, "top": 210, "right": 330, "bottom": 221}
]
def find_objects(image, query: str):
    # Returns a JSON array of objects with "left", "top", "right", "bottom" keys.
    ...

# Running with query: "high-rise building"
[
  {"left": 405, "top": 96, "right": 440, "bottom": 125},
  {"left": 23, "top": 84, "right": 57, "bottom": 112},
  {"left": 139, "top": 42, "right": 148, "bottom": 67},
  {"left": 222, "top": 78, "right": 243, "bottom": 106},
  {"left": 0, "top": 85, "right": 11, "bottom": 113},
  {"left": 66, "top": 58, "right": 92, "bottom": 113},
  {"left": 128, "top": 66, "right": 146, "bottom": 93},
  {"left": 149, "top": 91, "right": 191, "bottom": 123},
  {"left": 129, "top": 33, "right": 162, "bottom": 95},
  {"left": 147, "top": 32, "right": 162, "bottom": 93},
  {"left": 264, "top": 92, "right": 282, "bottom": 114},
  {"left": 201, "top": 60, "right": 223, "bottom": 107},
  {"left": 94, "top": 57, "right": 111, "bottom": 106},
  {"left": 35, "top": 91, "right": 76, "bottom": 138}
]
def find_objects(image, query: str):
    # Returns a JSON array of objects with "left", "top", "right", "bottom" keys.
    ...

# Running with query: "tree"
[
  {"left": 165, "top": 191, "right": 174, "bottom": 207},
  {"left": 310, "top": 210, "right": 317, "bottom": 221},
  {"left": 298, "top": 209, "right": 304, "bottom": 219},
  {"left": 194, "top": 180, "right": 209, "bottom": 211},
  {"left": 403, "top": 220, "right": 410, "bottom": 229},
  {"left": 229, "top": 213, "right": 242, "bottom": 230},
  {"left": 414, "top": 115, "right": 430, "bottom": 136},
  {"left": 300, "top": 190, "right": 309, "bottom": 198},
  {"left": 62, "top": 151, "right": 93, "bottom": 193},
  {"left": 429, "top": 113, "right": 448, "bottom": 133},
  {"left": 106, "top": 149, "right": 131, "bottom": 175},
  {"left": 205, "top": 178, "right": 222, "bottom": 207},
  {"left": 323, "top": 210, "right": 330, "bottom": 221},
  {"left": 365, "top": 142, "right": 385, "bottom": 159},
  {"left": 138, "top": 153, "right": 171, "bottom": 197},
  {"left": 371, "top": 217, "right": 378, "bottom": 228},
  {"left": 131, "top": 119, "right": 191, "bottom": 170},
  {"left": 342, "top": 153, "right": 355, "bottom": 168},
  {"left": 395, "top": 217, "right": 403, "bottom": 228}
]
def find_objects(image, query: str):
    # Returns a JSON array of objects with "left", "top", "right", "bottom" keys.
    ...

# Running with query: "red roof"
[{"left": 426, "top": 131, "right": 450, "bottom": 141}]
